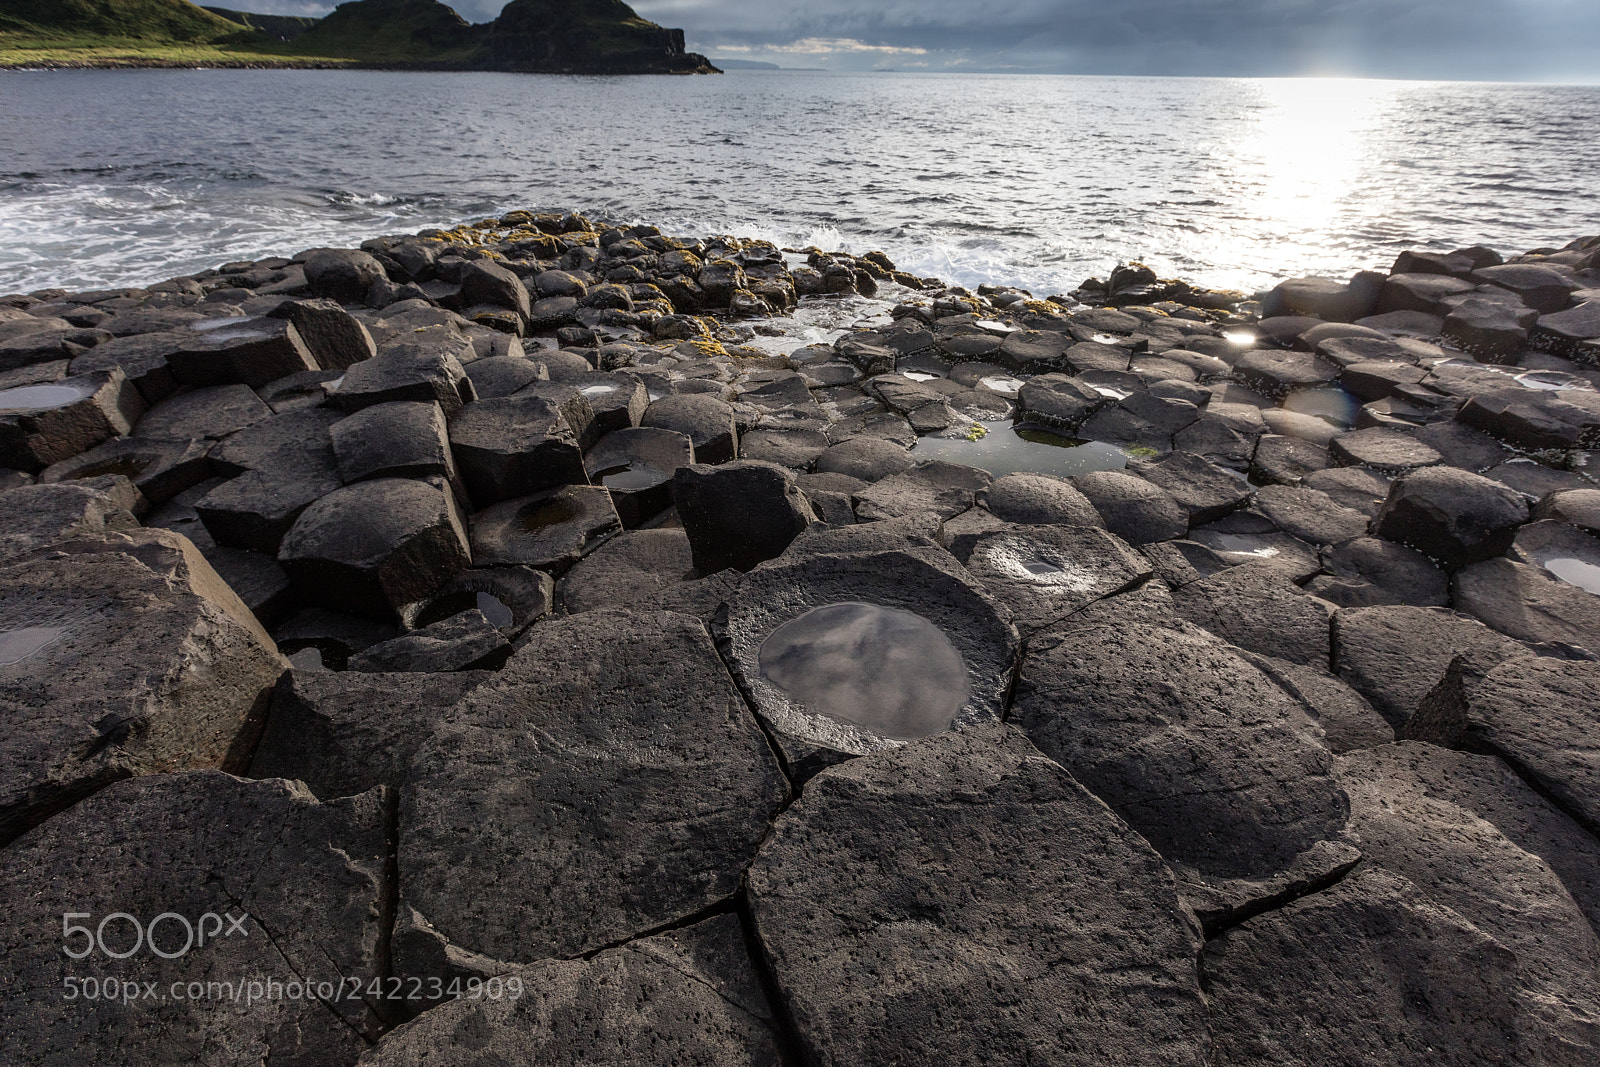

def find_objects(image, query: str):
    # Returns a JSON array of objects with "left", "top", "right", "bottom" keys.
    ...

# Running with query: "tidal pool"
[
  {"left": 912, "top": 423, "right": 1131, "bottom": 478},
  {"left": 0, "top": 626, "right": 65, "bottom": 666},
  {"left": 0, "top": 384, "right": 90, "bottom": 411},
  {"left": 758, "top": 602, "right": 970, "bottom": 741},
  {"left": 1545, "top": 558, "right": 1600, "bottom": 595},
  {"left": 593, "top": 462, "right": 668, "bottom": 491}
]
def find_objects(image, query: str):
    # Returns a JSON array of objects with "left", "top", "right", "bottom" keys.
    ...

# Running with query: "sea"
[{"left": 1, "top": 69, "right": 1597, "bottom": 296}]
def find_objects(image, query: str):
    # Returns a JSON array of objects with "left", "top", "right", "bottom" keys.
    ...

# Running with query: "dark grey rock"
[
  {"left": 369, "top": 914, "right": 782, "bottom": 1066},
  {"left": 279, "top": 477, "right": 470, "bottom": 619},
  {"left": 1014, "top": 610, "right": 1346, "bottom": 878},
  {"left": 557, "top": 528, "right": 696, "bottom": 613},
  {"left": 1372, "top": 466, "right": 1530, "bottom": 568},
  {"left": 979, "top": 470, "right": 1102, "bottom": 526},
  {"left": 1486, "top": 457, "right": 1595, "bottom": 501},
  {"left": 1078, "top": 390, "right": 1201, "bottom": 448},
  {"left": 346, "top": 607, "right": 509, "bottom": 673},
  {"left": 163, "top": 317, "right": 319, "bottom": 389},
  {"left": 1309, "top": 536, "right": 1449, "bottom": 607},
  {"left": 1475, "top": 262, "right": 1579, "bottom": 313},
  {"left": 1172, "top": 559, "right": 1333, "bottom": 666},
  {"left": 1337, "top": 743, "right": 1600, "bottom": 1055},
  {"left": 1459, "top": 386, "right": 1600, "bottom": 450},
  {"left": 1203, "top": 867, "right": 1544, "bottom": 1067},
  {"left": 463, "top": 353, "right": 548, "bottom": 399},
  {"left": 1534, "top": 487, "right": 1600, "bottom": 534},
  {"left": 195, "top": 465, "right": 341, "bottom": 554},
  {"left": 568, "top": 374, "right": 648, "bottom": 438},
  {"left": 62, "top": 330, "right": 180, "bottom": 404},
  {"left": 727, "top": 426, "right": 827, "bottom": 470},
  {"left": 331, "top": 400, "right": 457, "bottom": 485},
  {"left": 853, "top": 459, "right": 991, "bottom": 521},
  {"left": 1131, "top": 449, "right": 1252, "bottom": 526},
  {"left": 1339, "top": 360, "right": 1430, "bottom": 401},
  {"left": 332, "top": 328, "right": 473, "bottom": 416},
  {"left": 401, "top": 565, "right": 552, "bottom": 638},
  {"left": 250, "top": 669, "right": 488, "bottom": 798},
  {"left": 1235, "top": 349, "right": 1340, "bottom": 396},
  {"left": 468, "top": 484, "right": 621, "bottom": 572},
  {"left": 0, "top": 771, "right": 387, "bottom": 1063},
  {"left": 1442, "top": 298, "right": 1537, "bottom": 360},
  {"left": 961, "top": 523, "right": 1152, "bottom": 635},
  {"left": 674, "top": 460, "right": 815, "bottom": 574},
  {"left": 208, "top": 405, "right": 340, "bottom": 477},
  {"left": 584, "top": 426, "right": 693, "bottom": 528},
  {"left": 448, "top": 394, "right": 585, "bottom": 507},
  {"left": 1405, "top": 653, "right": 1600, "bottom": 835},
  {"left": 747, "top": 723, "right": 1209, "bottom": 1067},
  {"left": 1238, "top": 652, "right": 1394, "bottom": 753},
  {"left": 1251, "top": 433, "right": 1332, "bottom": 485},
  {"left": 305, "top": 248, "right": 388, "bottom": 304},
  {"left": 1070, "top": 469, "right": 1189, "bottom": 545},
  {"left": 1254, "top": 484, "right": 1371, "bottom": 546},
  {"left": 0, "top": 481, "right": 138, "bottom": 563},
  {"left": 1014, "top": 372, "right": 1106, "bottom": 429},
  {"left": 271, "top": 296, "right": 377, "bottom": 370},
  {"left": 271, "top": 607, "right": 395, "bottom": 672},
  {"left": 1332, "top": 604, "right": 1523, "bottom": 726},
  {"left": 1141, "top": 537, "right": 1235, "bottom": 587},
  {"left": 400, "top": 610, "right": 788, "bottom": 961},
  {"left": 788, "top": 512, "right": 946, "bottom": 559},
  {"left": 39, "top": 434, "right": 213, "bottom": 504},
  {"left": 1303, "top": 465, "right": 1393, "bottom": 515},
  {"left": 815, "top": 435, "right": 915, "bottom": 482},
  {"left": 641, "top": 393, "right": 738, "bottom": 465},
  {"left": 459, "top": 260, "right": 532, "bottom": 323},
  {"left": 0, "top": 528, "right": 284, "bottom": 845},
  {"left": 1451, "top": 557, "right": 1600, "bottom": 649},
  {"left": 718, "top": 549, "right": 1018, "bottom": 778},
  {"left": 1330, "top": 426, "right": 1443, "bottom": 472},
  {"left": 0, "top": 368, "right": 144, "bottom": 472},
  {"left": 134, "top": 382, "right": 271, "bottom": 441}
]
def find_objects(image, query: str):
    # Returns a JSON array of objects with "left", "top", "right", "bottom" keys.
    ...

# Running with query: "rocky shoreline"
[{"left": 1, "top": 212, "right": 1598, "bottom": 1064}]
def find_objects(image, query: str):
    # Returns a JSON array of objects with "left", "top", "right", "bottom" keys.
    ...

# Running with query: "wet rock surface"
[
  {"left": 400, "top": 610, "right": 788, "bottom": 963},
  {"left": 5, "top": 219, "right": 1600, "bottom": 1062},
  {"left": 0, "top": 771, "right": 389, "bottom": 1064},
  {"left": 720, "top": 548, "right": 1018, "bottom": 777},
  {"left": 748, "top": 724, "right": 1210, "bottom": 1067}
]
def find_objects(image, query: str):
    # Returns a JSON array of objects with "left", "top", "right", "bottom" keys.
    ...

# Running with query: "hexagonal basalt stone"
[
  {"left": 1372, "top": 466, "right": 1530, "bottom": 569},
  {"left": 468, "top": 484, "right": 621, "bottom": 572},
  {"left": 448, "top": 394, "right": 586, "bottom": 508},
  {"left": 399, "top": 610, "right": 788, "bottom": 963},
  {"left": 747, "top": 724, "right": 1209, "bottom": 1067},
  {"left": 1203, "top": 868, "right": 1541, "bottom": 1067},
  {"left": 959, "top": 524, "right": 1153, "bottom": 636},
  {"left": 1013, "top": 606, "right": 1348, "bottom": 879},
  {"left": 718, "top": 548, "right": 1019, "bottom": 778},
  {"left": 0, "top": 528, "right": 285, "bottom": 846},
  {"left": 166, "top": 316, "right": 319, "bottom": 388},
  {"left": 0, "top": 368, "right": 145, "bottom": 472},
  {"left": 368, "top": 915, "right": 783, "bottom": 1066},
  {"left": 279, "top": 477, "right": 470, "bottom": 619},
  {"left": 0, "top": 771, "right": 389, "bottom": 1065},
  {"left": 331, "top": 401, "right": 457, "bottom": 486}
]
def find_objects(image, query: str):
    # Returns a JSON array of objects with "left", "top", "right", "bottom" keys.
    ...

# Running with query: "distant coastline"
[{"left": 0, "top": 0, "right": 720, "bottom": 74}]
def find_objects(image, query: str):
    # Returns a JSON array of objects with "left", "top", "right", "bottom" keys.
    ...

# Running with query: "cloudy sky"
[{"left": 243, "top": 0, "right": 1600, "bottom": 80}]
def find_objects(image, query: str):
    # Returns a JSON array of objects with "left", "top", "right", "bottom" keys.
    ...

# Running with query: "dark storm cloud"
[
  {"left": 634, "top": 0, "right": 1599, "bottom": 78},
  {"left": 204, "top": 0, "right": 1600, "bottom": 78}
]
